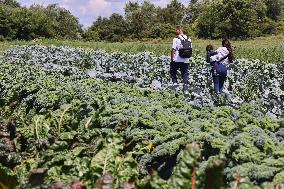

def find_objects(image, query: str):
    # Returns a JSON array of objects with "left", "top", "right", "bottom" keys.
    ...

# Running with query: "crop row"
[
  {"left": 3, "top": 45, "right": 284, "bottom": 117},
  {"left": 0, "top": 57, "right": 283, "bottom": 188}
]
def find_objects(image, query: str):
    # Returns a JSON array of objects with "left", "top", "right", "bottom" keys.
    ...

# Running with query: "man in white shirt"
[{"left": 170, "top": 25, "right": 192, "bottom": 86}]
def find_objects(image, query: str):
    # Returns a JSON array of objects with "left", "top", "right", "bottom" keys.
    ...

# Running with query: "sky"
[{"left": 18, "top": 0, "right": 190, "bottom": 28}]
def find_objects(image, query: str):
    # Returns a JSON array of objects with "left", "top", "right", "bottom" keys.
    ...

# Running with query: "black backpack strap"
[
  {"left": 177, "top": 35, "right": 187, "bottom": 41},
  {"left": 176, "top": 35, "right": 182, "bottom": 41},
  {"left": 217, "top": 54, "right": 229, "bottom": 63}
]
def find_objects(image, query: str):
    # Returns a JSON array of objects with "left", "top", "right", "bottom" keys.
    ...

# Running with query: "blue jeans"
[
  {"left": 213, "top": 75, "right": 226, "bottom": 94},
  {"left": 170, "top": 61, "right": 189, "bottom": 84},
  {"left": 212, "top": 63, "right": 227, "bottom": 94}
]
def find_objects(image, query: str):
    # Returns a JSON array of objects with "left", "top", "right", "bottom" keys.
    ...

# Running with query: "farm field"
[
  {"left": 0, "top": 35, "right": 283, "bottom": 63},
  {"left": 0, "top": 41, "right": 283, "bottom": 189}
]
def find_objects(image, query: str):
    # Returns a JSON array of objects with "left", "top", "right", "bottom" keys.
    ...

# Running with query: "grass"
[{"left": 0, "top": 35, "right": 283, "bottom": 63}]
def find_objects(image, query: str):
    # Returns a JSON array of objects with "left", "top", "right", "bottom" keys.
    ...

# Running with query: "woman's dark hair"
[{"left": 222, "top": 39, "right": 234, "bottom": 63}]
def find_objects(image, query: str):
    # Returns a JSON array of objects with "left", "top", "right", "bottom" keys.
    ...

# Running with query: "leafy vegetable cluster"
[
  {"left": 3, "top": 45, "right": 284, "bottom": 117},
  {"left": 0, "top": 46, "right": 283, "bottom": 188}
]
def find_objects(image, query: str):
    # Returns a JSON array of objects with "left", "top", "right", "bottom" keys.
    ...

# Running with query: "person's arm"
[
  {"left": 171, "top": 48, "right": 176, "bottom": 62},
  {"left": 206, "top": 51, "right": 211, "bottom": 63},
  {"left": 206, "top": 51, "right": 217, "bottom": 63},
  {"left": 171, "top": 38, "right": 177, "bottom": 62}
]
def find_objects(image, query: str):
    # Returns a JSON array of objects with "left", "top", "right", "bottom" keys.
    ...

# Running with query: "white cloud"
[
  {"left": 84, "top": 0, "right": 110, "bottom": 16},
  {"left": 19, "top": 0, "right": 189, "bottom": 27}
]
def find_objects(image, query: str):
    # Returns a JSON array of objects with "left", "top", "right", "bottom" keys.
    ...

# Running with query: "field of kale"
[{"left": 0, "top": 45, "right": 283, "bottom": 189}]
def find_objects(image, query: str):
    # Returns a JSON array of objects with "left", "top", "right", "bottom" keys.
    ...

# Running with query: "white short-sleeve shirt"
[{"left": 172, "top": 35, "right": 191, "bottom": 63}]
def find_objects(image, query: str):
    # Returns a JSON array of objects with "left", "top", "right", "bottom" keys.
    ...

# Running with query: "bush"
[
  {"left": 261, "top": 17, "right": 279, "bottom": 34},
  {"left": 83, "top": 30, "right": 100, "bottom": 41},
  {"left": 276, "top": 21, "right": 284, "bottom": 35}
]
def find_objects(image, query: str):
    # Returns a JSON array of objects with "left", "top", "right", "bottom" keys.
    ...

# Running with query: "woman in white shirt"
[{"left": 207, "top": 39, "right": 234, "bottom": 94}]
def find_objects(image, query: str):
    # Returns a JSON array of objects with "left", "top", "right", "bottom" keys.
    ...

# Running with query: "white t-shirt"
[
  {"left": 172, "top": 35, "right": 191, "bottom": 63},
  {"left": 210, "top": 47, "right": 230, "bottom": 65}
]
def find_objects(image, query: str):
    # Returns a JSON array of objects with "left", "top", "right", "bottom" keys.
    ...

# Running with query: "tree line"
[
  {"left": 0, "top": 0, "right": 283, "bottom": 41},
  {"left": 0, "top": 0, "right": 82, "bottom": 40}
]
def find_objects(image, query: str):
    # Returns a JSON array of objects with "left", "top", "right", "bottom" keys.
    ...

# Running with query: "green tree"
[
  {"left": 0, "top": 6, "right": 41, "bottom": 40},
  {"left": 196, "top": 0, "right": 260, "bottom": 39},
  {"left": 0, "top": 2, "right": 83, "bottom": 40},
  {"left": 186, "top": 0, "right": 203, "bottom": 22},
  {"left": 107, "top": 13, "right": 129, "bottom": 42},
  {"left": 252, "top": 0, "right": 267, "bottom": 21},
  {"left": 0, "top": 5, "right": 16, "bottom": 40},
  {"left": 11, "top": 7, "right": 35, "bottom": 40},
  {"left": 223, "top": 0, "right": 260, "bottom": 38},
  {"left": 83, "top": 30, "right": 100, "bottom": 41},
  {"left": 264, "top": 0, "right": 284, "bottom": 21},
  {"left": 251, "top": 0, "right": 283, "bottom": 34},
  {"left": 195, "top": 1, "right": 223, "bottom": 38},
  {"left": 148, "top": 23, "right": 175, "bottom": 39},
  {"left": 0, "top": 0, "right": 20, "bottom": 8},
  {"left": 124, "top": 2, "right": 144, "bottom": 39},
  {"left": 159, "top": 0, "right": 185, "bottom": 25},
  {"left": 45, "top": 4, "right": 83, "bottom": 39},
  {"left": 124, "top": 1, "right": 157, "bottom": 39},
  {"left": 29, "top": 5, "right": 56, "bottom": 38},
  {"left": 86, "top": 13, "right": 128, "bottom": 42},
  {"left": 86, "top": 16, "right": 107, "bottom": 41},
  {"left": 139, "top": 1, "right": 158, "bottom": 38}
]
